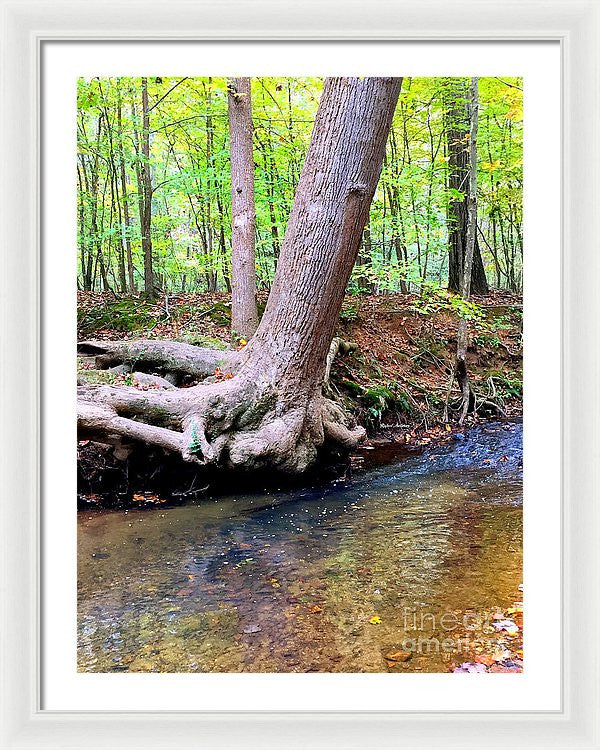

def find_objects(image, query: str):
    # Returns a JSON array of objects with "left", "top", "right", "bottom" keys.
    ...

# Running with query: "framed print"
[{"left": 1, "top": 1, "right": 599, "bottom": 749}]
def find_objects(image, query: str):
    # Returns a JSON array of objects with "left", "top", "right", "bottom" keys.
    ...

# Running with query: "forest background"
[
  {"left": 77, "top": 76, "right": 523, "bottom": 297},
  {"left": 76, "top": 76, "right": 523, "bottom": 469}
]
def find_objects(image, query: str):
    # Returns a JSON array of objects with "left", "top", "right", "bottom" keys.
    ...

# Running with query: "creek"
[{"left": 78, "top": 422, "right": 522, "bottom": 673}]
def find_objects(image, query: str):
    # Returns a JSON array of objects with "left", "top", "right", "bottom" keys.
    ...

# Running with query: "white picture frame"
[{"left": 1, "top": 0, "right": 598, "bottom": 747}]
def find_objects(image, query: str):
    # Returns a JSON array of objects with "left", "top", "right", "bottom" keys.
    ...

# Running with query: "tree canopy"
[{"left": 77, "top": 76, "right": 523, "bottom": 296}]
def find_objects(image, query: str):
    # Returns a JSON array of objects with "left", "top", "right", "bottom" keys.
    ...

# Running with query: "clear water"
[{"left": 78, "top": 422, "right": 522, "bottom": 673}]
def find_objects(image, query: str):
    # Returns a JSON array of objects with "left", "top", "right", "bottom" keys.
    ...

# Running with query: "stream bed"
[{"left": 78, "top": 421, "right": 523, "bottom": 673}]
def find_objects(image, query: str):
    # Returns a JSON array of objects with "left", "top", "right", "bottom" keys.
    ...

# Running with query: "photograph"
[{"left": 76, "top": 74, "right": 524, "bottom": 675}]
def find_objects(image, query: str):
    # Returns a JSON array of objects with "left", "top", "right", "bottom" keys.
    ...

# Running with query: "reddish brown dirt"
[{"left": 77, "top": 290, "right": 523, "bottom": 435}]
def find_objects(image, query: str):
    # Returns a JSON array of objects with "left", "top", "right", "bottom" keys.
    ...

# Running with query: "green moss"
[
  {"left": 204, "top": 301, "right": 231, "bottom": 326},
  {"left": 77, "top": 368, "right": 119, "bottom": 385},
  {"left": 179, "top": 333, "right": 228, "bottom": 350},
  {"left": 78, "top": 298, "right": 155, "bottom": 337},
  {"left": 77, "top": 358, "right": 118, "bottom": 384},
  {"left": 339, "top": 379, "right": 363, "bottom": 395},
  {"left": 187, "top": 419, "right": 203, "bottom": 456}
]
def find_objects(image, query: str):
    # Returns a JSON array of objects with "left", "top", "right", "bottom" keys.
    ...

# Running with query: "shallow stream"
[{"left": 78, "top": 422, "right": 522, "bottom": 673}]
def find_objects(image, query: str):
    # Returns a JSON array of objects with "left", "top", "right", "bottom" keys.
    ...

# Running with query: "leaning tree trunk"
[
  {"left": 228, "top": 77, "right": 259, "bottom": 340},
  {"left": 78, "top": 77, "right": 403, "bottom": 474},
  {"left": 456, "top": 77, "right": 479, "bottom": 424},
  {"left": 444, "top": 78, "right": 488, "bottom": 296}
]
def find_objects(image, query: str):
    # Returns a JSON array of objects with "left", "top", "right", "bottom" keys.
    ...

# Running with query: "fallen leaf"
[
  {"left": 386, "top": 650, "right": 411, "bottom": 662},
  {"left": 493, "top": 619, "right": 519, "bottom": 635},
  {"left": 242, "top": 624, "right": 261, "bottom": 634},
  {"left": 369, "top": 615, "right": 382, "bottom": 625},
  {"left": 490, "top": 647, "right": 511, "bottom": 662},
  {"left": 308, "top": 605, "right": 323, "bottom": 614},
  {"left": 453, "top": 662, "right": 487, "bottom": 674}
]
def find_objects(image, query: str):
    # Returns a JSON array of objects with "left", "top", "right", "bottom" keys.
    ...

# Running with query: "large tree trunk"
[
  {"left": 78, "top": 77, "right": 402, "bottom": 475},
  {"left": 444, "top": 78, "right": 489, "bottom": 296},
  {"left": 228, "top": 77, "right": 259, "bottom": 339}
]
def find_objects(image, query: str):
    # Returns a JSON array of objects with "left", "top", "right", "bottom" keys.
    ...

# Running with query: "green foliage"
[
  {"left": 473, "top": 332, "right": 501, "bottom": 349},
  {"left": 77, "top": 76, "right": 522, "bottom": 295},
  {"left": 408, "top": 285, "right": 485, "bottom": 323},
  {"left": 495, "top": 374, "right": 523, "bottom": 398},
  {"left": 340, "top": 380, "right": 412, "bottom": 431},
  {"left": 339, "top": 303, "right": 359, "bottom": 323}
]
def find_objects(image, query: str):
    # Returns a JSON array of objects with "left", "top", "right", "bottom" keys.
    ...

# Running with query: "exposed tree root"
[
  {"left": 324, "top": 337, "right": 358, "bottom": 387},
  {"left": 78, "top": 339, "right": 239, "bottom": 383},
  {"left": 78, "top": 365, "right": 365, "bottom": 475},
  {"left": 77, "top": 333, "right": 365, "bottom": 474}
]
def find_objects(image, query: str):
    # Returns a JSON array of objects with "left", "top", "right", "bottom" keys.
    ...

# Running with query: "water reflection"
[{"left": 78, "top": 422, "right": 522, "bottom": 672}]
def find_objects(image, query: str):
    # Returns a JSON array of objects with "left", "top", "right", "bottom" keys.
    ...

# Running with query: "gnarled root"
[
  {"left": 322, "top": 397, "right": 366, "bottom": 448},
  {"left": 78, "top": 399, "right": 187, "bottom": 456},
  {"left": 78, "top": 373, "right": 365, "bottom": 475}
]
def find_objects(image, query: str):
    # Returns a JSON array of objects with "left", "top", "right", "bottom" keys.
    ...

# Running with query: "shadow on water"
[{"left": 78, "top": 421, "right": 523, "bottom": 673}]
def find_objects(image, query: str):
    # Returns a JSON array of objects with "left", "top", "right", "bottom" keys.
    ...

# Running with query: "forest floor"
[{"left": 78, "top": 288, "right": 523, "bottom": 441}]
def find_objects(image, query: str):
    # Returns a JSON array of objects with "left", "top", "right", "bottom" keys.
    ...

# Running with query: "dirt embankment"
[{"left": 78, "top": 289, "right": 522, "bottom": 433}]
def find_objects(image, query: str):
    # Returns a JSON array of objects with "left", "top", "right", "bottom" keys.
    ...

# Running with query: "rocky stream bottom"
[{"left": 78, "top": 421, "right": 523, "bottom": 673}]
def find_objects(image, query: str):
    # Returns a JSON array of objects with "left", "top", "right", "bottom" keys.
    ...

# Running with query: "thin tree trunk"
[
  {"left": 203, "top": 79, "right": 218, "bottom": 292},
  {"left": 456, "top": 77, "right": 479, "bottom": 425},
  {"left": 444, "top": 78, "right": 488, "bottom": 296},
  {"left": 140, "top": 78, "right": 155, "bottom": 298},
  {"left": 228, "top": 77, "right": 259, "bottom": 339},
  {"left": 117, "top": 84, "right": 135, "bottom": 291}
]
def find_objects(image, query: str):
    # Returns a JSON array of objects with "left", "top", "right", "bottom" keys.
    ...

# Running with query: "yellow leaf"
[
  {"left": 506, "top": 104, "right": 522, "bottom": 121},
  {"left": 369, "top": 615, "right": 382, "bottom": 625},
  {"left": 481, "top": 159, "right": 502, "bottom": 172}
]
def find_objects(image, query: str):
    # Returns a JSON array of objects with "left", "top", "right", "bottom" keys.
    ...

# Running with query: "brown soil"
[{"left": 77, "top": 289, "right": 522, "bottom": 432}]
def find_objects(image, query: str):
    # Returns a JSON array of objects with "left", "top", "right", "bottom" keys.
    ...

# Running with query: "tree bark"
[
  {"left": 228, "top": 77, "right": 259, "bottom": 339},
  {"left": 444, "top": 78, "right": 489, "bottom": 296},
  {"left": 140, "top": 78, "right": 155, "bottom": 298},
  {"left": 78, "top": 77, "right": 402, "bottom": 475},
  {"left": 117, "top": 84, "right": 135, "bottom": 292},
  {"left": 456, "top": 77, "right": 479, "bottom": 424}
]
